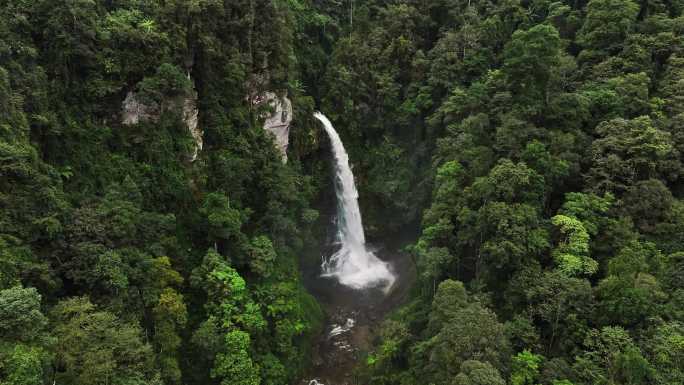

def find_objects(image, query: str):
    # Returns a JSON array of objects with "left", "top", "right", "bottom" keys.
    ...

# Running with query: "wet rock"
[{"left": 299, "top": 252, "right": 418, "bottom": 385}]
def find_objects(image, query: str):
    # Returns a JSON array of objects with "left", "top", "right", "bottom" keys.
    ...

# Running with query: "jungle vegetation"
[{"left": 0, "top": 1, "right": 683, "bottom": 385}]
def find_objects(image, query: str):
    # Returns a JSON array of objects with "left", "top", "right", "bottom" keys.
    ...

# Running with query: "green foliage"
[
  {"left": 1, "top": 344, "right": 45, "bottom": 385},
  {"left": 560, "top": 192, "right": 614, "bottom": 236},
  {"left": 414, "top": 279, "right": 511, "bottom": 383},
  {"left": 1, "top": 0, "right": 684, "bottom": 384},
  {"left": 191, "top": 249, "right": 265, "bottom": 333},
  {"left": 247, "top": 236, "right": 277, "bottom": 278},
  {"left": 511, "top": 350, "right": 544, "bottom": 385},
  {"left": 51, "top": 297, "right": 158, "bottom": 385},
  {"left": 212, "top": 331, "right": 260, "bottom": 385},
  {"left": 0, "top": 1, "right": 323, "bottom": 383},
  {"left": 622, "top": 179, "right": 674, "bottom": 233},
  {"left": 551, "top": 215, "right": 597, "bottom": 276},
  {"left": 429, "top": 279, "right": 468, "bottom": 331},
  {"left": 503, "top": 24, "right": 561, "bottom": 107},
  {"left": 153, "top": 287, "right": 187, "bottom": 385},
  {"left": 138, "top": 63, "right": 191, "bottom": 103},
  {"left": 0, "top": 286, "right": 47, "bottom": 343},
  {"left": 574, "top": 327, "right": 652, "bottom": 385},
  {"left": 453, "top": 360, "right": 506, "bottom": 385},
  {"left": 577, "top": 0, "right": 640, "bottom": 56},
  {"left": 200, "top": 192, "right": 244, "bottom": 242},
  {"left": 524, "top": 271, "right": 593, "bottom": 356},
  {"left": 587, "top": 117, "right": 677, "bottom": 194},
  {"left": 358, "top": 0, "right": 684, "bottom": 378},
  {"left": 0, "top": 286, "right": 51, "bottom": 385},
  {"left": 595, "top": 241, "right": 667, "bottom": 327},
  {"left": 642, "top": 321, "right": 684, "bottom": 385}
]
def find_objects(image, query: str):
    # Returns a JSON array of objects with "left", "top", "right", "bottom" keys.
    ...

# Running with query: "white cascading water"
[{"left": 314, "top": 112, "right": 395, "bottom": 290}]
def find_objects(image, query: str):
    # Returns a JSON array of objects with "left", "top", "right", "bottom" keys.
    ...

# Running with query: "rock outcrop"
[
  {"left": 182, "top": 90, "right": 202, "bottom": 161},
  {"left": 252, "top": 91, "right": 292, "bottom": 162},
  {"left": 122, "top": 91, "right": 158, "bottom": 125},
  {"left": 121, "top": 82, "right": 202, "bottom": 161}
]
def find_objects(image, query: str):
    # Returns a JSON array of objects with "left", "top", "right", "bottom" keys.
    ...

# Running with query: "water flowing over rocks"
[
  {"left": 301, "top": 259, "right": 415, "bottom": 385},
  {"left": 314, "top": 112, "right": 395, "bottom": 290},
  {"left": 299, "top": 112, "right": 415, "bottom": 385}
]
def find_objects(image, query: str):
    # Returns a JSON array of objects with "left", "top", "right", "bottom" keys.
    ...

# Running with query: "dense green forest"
[{"left": 0, "top": 0, "right": 683, "bottom": 385}]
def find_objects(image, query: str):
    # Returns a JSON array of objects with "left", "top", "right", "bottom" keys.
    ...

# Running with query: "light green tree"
[
  {"left": 551, "top": 215, "right": 597, "bottom": 276},
  {"left": 511, "top": 350, "right": 543, "bottom": 385}
]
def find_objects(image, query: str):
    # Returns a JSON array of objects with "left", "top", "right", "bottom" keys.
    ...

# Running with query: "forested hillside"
[
  {"left": 339, "top": 1, "right": 684, "bottom": 384},
  {"left": 0, "top": 1, "right": 328, "bottom": 385},
  {"left": 0, "top": 0, "right": 683, "bottom": 385}
]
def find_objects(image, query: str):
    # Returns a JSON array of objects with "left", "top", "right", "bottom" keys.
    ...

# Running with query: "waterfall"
[{"left": 314, "top": 112, "right": 395, "bottom": 290}]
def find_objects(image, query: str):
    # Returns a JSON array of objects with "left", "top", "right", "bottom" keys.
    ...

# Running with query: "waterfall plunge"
[{"left": 314, "top": 112, "right": 395, "bottom": 291}]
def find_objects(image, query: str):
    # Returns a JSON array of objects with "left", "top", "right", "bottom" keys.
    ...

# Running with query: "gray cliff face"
[
  {"left": 182, "top": 90, "right": 202, "bottom": 161},
  {"left": 122, "top": 91, "right": 158, "bottom": 125},
  {"left": 121, "top": 83, "right": 202, "bottom": 161},
  {"left": 122, "top": 76, "right": 290, "bottom": 163},
  {"left": 253, "top": 91, "right": 292, "bottom": 162}
]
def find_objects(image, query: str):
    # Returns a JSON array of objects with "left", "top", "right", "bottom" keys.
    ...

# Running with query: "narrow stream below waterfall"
[{"left": 300, "top": 246, "right": 415, "bottom": 385}]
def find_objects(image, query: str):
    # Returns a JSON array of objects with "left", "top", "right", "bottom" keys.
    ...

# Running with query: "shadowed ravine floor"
[{"left": 300, "top": 245, "right": 415, "bottom": 385}]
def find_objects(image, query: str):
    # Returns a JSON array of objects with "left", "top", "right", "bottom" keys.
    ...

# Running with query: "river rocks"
[{"left": 300, "top": 245, "right": 416, "bottom": 385}]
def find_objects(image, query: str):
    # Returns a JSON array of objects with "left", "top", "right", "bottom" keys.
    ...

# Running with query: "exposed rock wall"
[
  {"left": 182, "top": 91, "right": 202, "bottom": 161},
  {"left": 123, "top": 79, "right": 289, "bottom": 163},
  {"left": 255, "top": 91, "right": 292, "bottom": 162},
  {"left": 122, "top": 91, "right": 158, "bottom": 125},
  {"left": 122, "top": 84, "right": 202, "bottom": 161}
]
